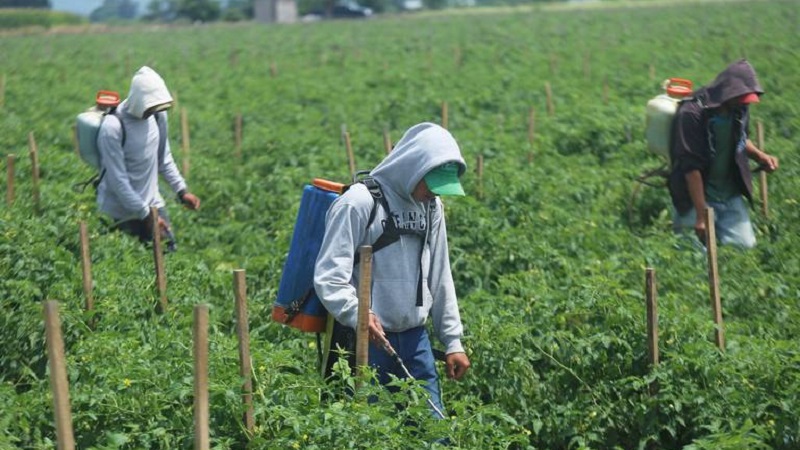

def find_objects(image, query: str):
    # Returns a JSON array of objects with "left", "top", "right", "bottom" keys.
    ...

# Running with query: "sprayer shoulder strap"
[{"left": 91, "top": 112, "right": 166, "bottom": 190}]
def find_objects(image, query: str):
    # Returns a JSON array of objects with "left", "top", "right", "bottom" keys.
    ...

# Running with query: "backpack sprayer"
[{"left": 379, "top": 339, "right": 447, "bottom": 419}]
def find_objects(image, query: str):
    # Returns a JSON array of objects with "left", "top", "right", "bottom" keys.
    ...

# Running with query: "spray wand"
[{"left": 379, "top": 339, "right": 446, "bottom": 419}]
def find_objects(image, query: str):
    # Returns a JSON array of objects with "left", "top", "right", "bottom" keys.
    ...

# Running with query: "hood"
[
  {"left": 370, "top": 122, "right": 466, "bottom": 201},
  {"left": 122, "top": 66, "right": 173, "bottom": 119},
  {"left": 695, "top": 59, "right": 763, "bottom": 109}
]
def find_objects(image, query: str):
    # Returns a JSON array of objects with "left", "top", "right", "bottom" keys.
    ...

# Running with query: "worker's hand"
[
  {"left": 445, "top": 352, "right": 471, "bottom": 380},
  {"left": 368, "top": 312, "right": 387, "bottom": 347},
  {"left": 181, "top": 192, "right": 201, "bottom": 210},
  {"left": 757, "top": 153, "right": 779, "bottom": 173},
  {"left": 694, "top": 217, "right": 707, "bottom": 246},
  {"left": 146, "top": 211, "right": 170, "bottom": 235}
]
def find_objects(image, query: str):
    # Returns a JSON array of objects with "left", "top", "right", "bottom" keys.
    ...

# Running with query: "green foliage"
[
  {"left": 0, "top": 8, "right": 84, "bottom": 28},
  {"left": 1, "top": 1, "right": 800, "bottom": 448}
]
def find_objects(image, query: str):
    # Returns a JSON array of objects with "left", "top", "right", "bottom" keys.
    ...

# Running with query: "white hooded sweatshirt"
[
  {"left": 97, "top": 66, "right": 186, "bottom": 222},
  {"left": 314, "top": 123, "right": 467, "bottom": 355}
]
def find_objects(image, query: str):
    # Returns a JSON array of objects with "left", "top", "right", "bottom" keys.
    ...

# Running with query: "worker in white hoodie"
[
  {"left": 97, "top": 66, "right": 200, "bottom": 251},
  {"left": 314, "top": 122, "right": 471, "bottom": 416}
]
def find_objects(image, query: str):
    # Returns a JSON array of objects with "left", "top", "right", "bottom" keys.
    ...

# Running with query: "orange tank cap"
[
  {"left": 313, "top": 178, "right": 345, "bottom": 194},
  {"left": 666, "top": 78, "right": 693, "bottom": 98},
  {"left": 96, "top": 90, "right": 121, "bottom": 108}
]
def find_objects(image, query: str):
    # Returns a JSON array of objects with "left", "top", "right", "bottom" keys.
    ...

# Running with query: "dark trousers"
[{"left": 115, "top": 207, "right": 177, "bottom": 252}]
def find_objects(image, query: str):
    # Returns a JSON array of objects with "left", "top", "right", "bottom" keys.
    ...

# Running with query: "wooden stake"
[
  {"left": 355, "top": 245, "right": 373, "bottom": 388},
  {"left": 28, "top": 132, "right": 41, "bottom": 213},
  {"left": 193, "top": 304, "right": 210, "bottom": 450},
  {"left": 181, "top": 108, "right": 190, "bottom": 179},
  {"left": 441, "top": 101, "right": 448, "bottom": 129},
  {"left": 234, "top": 113, "right": 243, "bottom": 160},
  {"left": 649, "top": 64, "right": 656, "bottom": 82},
  {"left": 151, "top": 206, "right": 168, "bottom": 313},
  {"left": 603, "top": 77, "right": 609, "bottom": 105},
  {"left": 72, "top": 125, "right": 80, "bottom": 157},
  {"left": 270, "top": 61, "right": 278, "bottom": 78},
  {"left": 645, "top": 268, "right": 659, "bottom": 367},
  {"left": 383, "top": 128, "right": 392, "bottom": 155},
  {"left": 343, "top": 130, "right": 355, "bottom": 181},
  {"left": 79, "top": 222, "right": 94, "bottom": 325},
  {"left": 233, "top": 270, "right": 255, "bottom": 437},
  {"left": 43, "top": 301, "right": 76, "bottom": 450},
  {"left": 549, "top": 54, "right": 558, "bottom": 77},
  {"left": 757, "top": 121, "right": 768, "bottom": 218},
  {"left": 454, "top": 45, "right": 462, "bottom": 69},
  {"left": 0, "top": 73, "right": 5, "bottom": 108},
  {"left": 545, "top": 82, "right": 554, "bottom": 117},
  {"left": 705, "top": 207, "right": 725, "bottom": 352},
  {"left": 5, "top": 154, "right": 13, "bottom": 206}
]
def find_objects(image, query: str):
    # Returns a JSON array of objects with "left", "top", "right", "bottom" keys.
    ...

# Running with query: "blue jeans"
[
  {"left": 368, "top": 327, "right": 444, "bottom": 418},
  {"left": 672, "top": 196, "right": 756, "bottom": 249}
]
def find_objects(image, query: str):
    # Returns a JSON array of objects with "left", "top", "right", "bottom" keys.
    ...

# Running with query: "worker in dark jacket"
[{"left": 668, "top": 59, "right": 778, "bottom": 248}]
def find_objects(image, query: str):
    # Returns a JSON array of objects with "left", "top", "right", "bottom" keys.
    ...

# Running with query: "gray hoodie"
[
  {"left": 97, "top": 66, "right": 186, "bottom": 221},
  {"left": 314, "top": 123, "right": 467, "bottom": 355}
]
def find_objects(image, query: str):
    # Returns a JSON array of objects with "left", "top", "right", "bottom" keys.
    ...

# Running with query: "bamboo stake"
[
  {"left": 233, "top": 270, "right": 255, "bottom": 437},
  {"left": 29, "top": 132, "right": 41, "bottom": 213},
  {"left": 0, "top": 73, "right": 5, "bottom": 108},
  {"left": 545, "top": 82, "right": 554, "bottom": 117},
  {"left": 383, "top": 128, "right": 392, "bottom": 155},
  {"left": 343, "top": 130, "right": 355, "bottom": 181},
  {"left": 43, "top": 301, "right": 75, "bottom": 450},
  {"left": 5, "top": 154, "right": 13, "bottom": 206},
  {"left": 79, "top": 222, "right": 94, "bottom": 325},
  {"left": 645, "top": 268, "right": 659, "bottom": 367},
  {"left": 441, "top": 101, "right": 448, "bottom": 129},
  {"left": 603, "top": 77, "right": 609, "bottom": 105},
  {"left": 234, "top": 113, "right": 243, "bottom": 160},
  {"left": 181, "top": 107, "right": 190, "bottom": 179},
  {"left": 454, "top": 45, "right": 462, "bottom": 69},
  {"left": 705, "top": 207, "right": 725, "bottom": 352},
  {"left": 757, "top": 121, "right": 769, "bottom": 218},
  {"left": 355, "top": 245, "right": 373, "bottom": 389},
  {"left": 193, "top": 304, "right": 210, "bottom": 450},
  {"left": 151, "top": 206, "right": 168, "bottom": 313}
]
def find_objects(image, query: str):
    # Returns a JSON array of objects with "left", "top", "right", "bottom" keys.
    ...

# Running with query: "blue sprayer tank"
[
  {"left": 273, "top": 179, "right": 344, "bottom": 333},
  {"left": 645, "top": 78, "right": 693, "bottom": 158}
]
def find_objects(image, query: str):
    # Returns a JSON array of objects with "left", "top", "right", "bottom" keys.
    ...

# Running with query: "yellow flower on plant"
[{"left": 123, "top": 378, "right": 132, "bottom": 388}]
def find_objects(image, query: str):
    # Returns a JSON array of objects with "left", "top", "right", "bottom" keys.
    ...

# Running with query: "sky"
[{"left": 50, "top": 0, "right": 109, "bottom": 16}]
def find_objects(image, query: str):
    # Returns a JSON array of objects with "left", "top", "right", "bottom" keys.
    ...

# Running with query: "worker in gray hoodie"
[
  {"left": 314, "top": 122, "right": 471, "bottom": 416},
  {"left": 668, "top": 59, "right": 778, "bottom": 248},
  {"left": 97, "top": 66, "right": 200, "bottom": 251}
]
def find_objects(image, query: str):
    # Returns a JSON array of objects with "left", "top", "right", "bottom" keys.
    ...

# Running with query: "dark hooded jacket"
[{"left": 668, "top": 59, "right": 764, "bottom": 214}]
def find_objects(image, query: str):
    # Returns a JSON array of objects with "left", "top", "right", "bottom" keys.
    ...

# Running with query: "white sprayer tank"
[
  {"left": 645, "top": 78, "right": 693, "bottom": 158},
  {"left": 76, "top": 91, "right": 121, "bottom": 169}
]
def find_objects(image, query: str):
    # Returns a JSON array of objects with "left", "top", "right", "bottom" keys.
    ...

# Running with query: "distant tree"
[
  {"left": 143, "top": 0, "right": 177, "bottom": 21},
  {"left": 175, "top": 0, "right": 220, "bottom": 22},
  {"left": 0, "top": 0, "right": 50, "bottom": 7},
  {"left": 89, "top": 0, "right": 138, "bottom": 22},
  {"left": 223, "top": 0, "right": 253, "bottom": 20}
]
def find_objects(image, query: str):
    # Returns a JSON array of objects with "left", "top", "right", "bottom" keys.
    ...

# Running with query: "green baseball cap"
[{"left": 424, "top": 163, "right": 465, "bottom": 196}]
